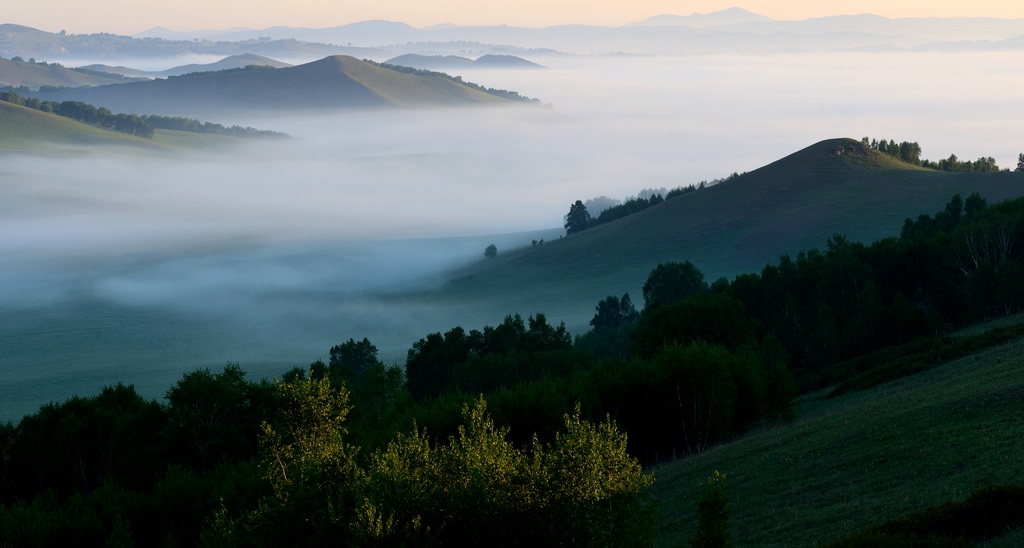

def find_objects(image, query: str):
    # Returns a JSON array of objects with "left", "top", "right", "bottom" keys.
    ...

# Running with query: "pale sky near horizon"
[{"left": 7, "top": 1, "right": 1024, "bottom": 35}]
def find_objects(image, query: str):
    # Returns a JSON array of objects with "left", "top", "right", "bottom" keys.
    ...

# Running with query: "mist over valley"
[{"left": 3, "top": 33, "right": 1024, "bottom": 422}]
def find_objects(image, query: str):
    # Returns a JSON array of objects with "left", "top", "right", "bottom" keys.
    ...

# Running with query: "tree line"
[
  {"left": 0, "top": 90, "right": 288, "bottom": 139},
  {"left": 578, "top": 192, "right": 1024, "bottom": 392},
  {"left": 863, "top": 136, "right": 1003, "bottom": 172},
  {"left": 0, "top": 363, "right": 654, "bottom": 546},
  {"left": 1, "top": 90, "right": 155, "bottom": 137}
]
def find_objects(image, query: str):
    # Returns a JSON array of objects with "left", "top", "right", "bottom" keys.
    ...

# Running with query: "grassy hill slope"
[
  {"left": 0, "top": 102, "right": 249, "bottom": 152},
  {"left": 0, "top": 56, "right": 136, "bottom": 88},
  {"left": 652, "top": 316, "right": 1024, "bottom": 546},
  {"left": 0, "top": 102, "right": 157, "bottom": 150},
  {"left": 26, "top": 55, "right": 514, "bottom": 116},
  {"left": 429, "top": 138, "right": 1024, "bottom": 331}
]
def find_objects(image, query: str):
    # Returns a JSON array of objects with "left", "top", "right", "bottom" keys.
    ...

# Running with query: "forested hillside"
[{"left": 4, "top": 190, "right": 1024, "bottom": 545}]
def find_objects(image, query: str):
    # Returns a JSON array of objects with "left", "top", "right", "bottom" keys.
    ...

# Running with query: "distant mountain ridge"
[
  {"left": 77, "top": 54, "right": 292, "bottom": 79},
  {"left": 628, "top": 8, "right": 773, "bottom": 27},
  {"left": 7, "top": 13, "right": 1024, "bottom": 61},
  {"left": 25, "top": 55, "right": 532, "bottom": 116},
  {"left": 384, "top": 53, "right": 543, "bottom": 71}
]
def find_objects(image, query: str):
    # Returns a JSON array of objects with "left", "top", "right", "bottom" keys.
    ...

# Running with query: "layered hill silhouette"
[
  {"left": 0, "top": 56, "right": 141, "bottom": 88},
  {"left": 431, "top": 138, "right": 1024, "bottom": 331},
  {"left": 384, "top": 54, "right": 544, "bottom": 71},
  {"left": 26, "top": 55, "right": 524, "bottom": 115},
  {"left": 77, "top": 54, "right": 293, "bottom": 79}
]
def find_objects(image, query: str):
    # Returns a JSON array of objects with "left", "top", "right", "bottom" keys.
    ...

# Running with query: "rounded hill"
[
  {"left": 428, "top": 138, "right": 1024, "bottom": 333},
  {"left": 27, "top": 55, "right": 522, "bottom": 116}
]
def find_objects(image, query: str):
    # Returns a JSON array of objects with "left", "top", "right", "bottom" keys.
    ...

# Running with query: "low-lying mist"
[{"left": 3, "top": 51, "right": 1023, "bottom": 421}]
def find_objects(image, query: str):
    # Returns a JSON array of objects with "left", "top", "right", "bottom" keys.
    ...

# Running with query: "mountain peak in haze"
[{"left": 629, "top": 7, "right": 773, "bottom": 27}]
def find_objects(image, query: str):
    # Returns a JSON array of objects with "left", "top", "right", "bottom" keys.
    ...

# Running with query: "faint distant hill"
[
  {"left": 629, "top": 8, "right": 773, "bottom": 27},
  {"left": 0, "top": 24, "right": 380, "bottom": 63},
  {"left": 77, "top": 54, "right": 293, "bottom": 78},
  {"left": 0, "top": 56, "right": 141, "bottom": 88},
  {"left": 26, "top": 55, "right": 532, "bottom": 116},
  {"left": 384, "top": 53, "right": 543, "bottom": 71},
  {"left": 429, "top": 138, "right": 1024, "bottom": 332}
]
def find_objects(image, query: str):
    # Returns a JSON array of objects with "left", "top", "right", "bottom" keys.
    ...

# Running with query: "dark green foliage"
[
  {"left": 633, "top": 293, "right": 756, "bottom": 358},
  {"left": 642, "top": 261, "right": 708, "bottom": 311},
  {"left": 164, "top": 364, "right": 276, "bottom": 472},
  {"left": 590, "top": 292, "right": 639, "bottom": 332},
  {"left": 1016, "top": 153, "right": 1024, "bottom": 172},
  {"left": 565, "top": 199, "right": 592, "bottom": 235},
  {"left": 405, "top": 313, "right": 575, "bottom": 400},
  {"left": 328, "top": 338, "right": 408, "bottom": 451},
  {"left": 361, "top": 399, "right": 655, "bottom": 546},
  {"left": 3, "top": 383, "right": 166, "bottom": 501},
  {"left": 484, "top": 243, "right": 497, "bottom": 258},
  {"left": 691, "top": 471, "right": 733, "bottom": 548},
  {"left": 0, "top": 91, "right": 154, "bottom": 137},
  {"left": 142, "top": 114, "right": 287, "bottom": 138},
  {"left": 666, "top": 184, "right": 699, "bottom": 199},
  {"left": 575, "top": 292, "right": 640, "bottom": 359},
  {"left": 591, "top": 193, "right": 665, "bottom": 227},
  {"left": 216, "top": 374, "right": 364, "bottom": 546},
  {"left": 864, "top": 137, "right": 1000, "bottom": 171}
]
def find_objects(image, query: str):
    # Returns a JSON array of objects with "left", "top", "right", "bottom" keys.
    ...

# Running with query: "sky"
[{"left": 7, "top": 1, "right": 1024, "bottom": 35}]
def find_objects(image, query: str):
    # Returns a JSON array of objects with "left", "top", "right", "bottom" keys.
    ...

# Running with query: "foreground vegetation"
[{"left": 3, "top": 183, "right": 1024, "bottom": 544}]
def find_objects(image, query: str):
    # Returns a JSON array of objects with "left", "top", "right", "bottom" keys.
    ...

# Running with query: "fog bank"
[{"left": 3, "top": 51, "right": 1024, "bottom": 421}]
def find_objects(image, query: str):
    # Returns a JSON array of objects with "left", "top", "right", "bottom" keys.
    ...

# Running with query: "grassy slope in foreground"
[{"left": 652, "top": 317, "right": 1024, "bottom": 546}]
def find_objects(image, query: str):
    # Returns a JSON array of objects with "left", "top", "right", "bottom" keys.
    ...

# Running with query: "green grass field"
[
  {"left": 0, "top": 102, "right": 254, "bottom": 153},
  {"left": 652, "top": 318, "right": 1024, "bottom": 546},
  {"left": 0, "top": 102, "right": 159, "bottom": 151}
]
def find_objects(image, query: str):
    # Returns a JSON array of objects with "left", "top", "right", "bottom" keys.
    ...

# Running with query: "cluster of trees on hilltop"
[
  {"left": 1, "top": 90, "right": 154, "bottom": 137},
  {"left": 863, "top": 137, "right": 1002, "bottom": 172},
  {"left": 364, "top": 59, "right": 541, "bottom": 104}
]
